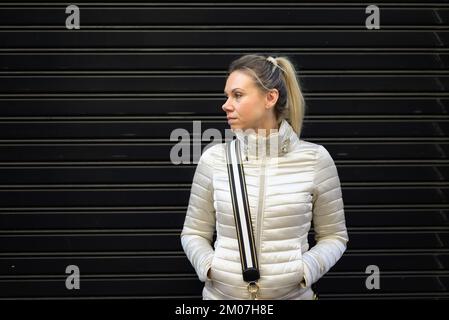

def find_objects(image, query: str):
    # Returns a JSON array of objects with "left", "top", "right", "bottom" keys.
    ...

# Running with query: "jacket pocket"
[
  {"left": 295, "top": 248, "right": 305, "bottom": 284},
  {"left": 207, "top": 250, "right": 217, "bottom": 281},
  {"left": 299, "top": 258, "right": 310, "bottom": 288}
]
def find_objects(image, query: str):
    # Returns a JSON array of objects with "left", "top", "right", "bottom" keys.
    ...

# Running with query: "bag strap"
[{"left": 225, "top": 139, "right": 260, "bottom": 284}]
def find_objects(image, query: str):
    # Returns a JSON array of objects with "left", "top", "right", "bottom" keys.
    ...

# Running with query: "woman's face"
[{"left": 222, "top": 70, "right": 271, "bottom": 131}]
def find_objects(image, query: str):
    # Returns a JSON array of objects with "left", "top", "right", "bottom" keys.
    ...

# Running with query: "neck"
[{"left": 254, "top": 116, "right": 281, "bottom": 137}]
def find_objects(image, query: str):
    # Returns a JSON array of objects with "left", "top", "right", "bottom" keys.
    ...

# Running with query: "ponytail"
[{"left": 276, "top": 57, "right": 306, "bottom": 136}]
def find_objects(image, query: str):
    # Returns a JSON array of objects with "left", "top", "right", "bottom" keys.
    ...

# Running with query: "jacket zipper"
[{"left": 253, "top": 155, "right": 267, "bottom": 300}]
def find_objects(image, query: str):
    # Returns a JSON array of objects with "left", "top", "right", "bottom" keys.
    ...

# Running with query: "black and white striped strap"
[{"left": 225, "top": 139, "right": 260, "bottom": 283}]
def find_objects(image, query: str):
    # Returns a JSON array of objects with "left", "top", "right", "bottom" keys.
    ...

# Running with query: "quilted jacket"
[{"left": 180, "top": 119, "right": 349, "bottom": 300}]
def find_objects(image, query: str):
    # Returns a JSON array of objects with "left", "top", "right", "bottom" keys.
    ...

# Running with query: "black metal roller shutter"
[{"left": 0, "top": 0, "right": 447, "bottom": 299}]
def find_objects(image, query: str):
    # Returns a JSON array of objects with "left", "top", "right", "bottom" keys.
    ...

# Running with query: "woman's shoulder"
[
  {"left": 197, "top": 142, "right": 226, "bottom": 166},
  {"left": 295, "top": 139, "right": 335, "bottom": 163},
  {"left": 294, "top": 138, "right": 321, "bottom": 155}
]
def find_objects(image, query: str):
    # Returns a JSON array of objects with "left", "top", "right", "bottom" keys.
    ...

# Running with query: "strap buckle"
[{"left": 247, "top": 281, "right": 259, "bottom": 299}]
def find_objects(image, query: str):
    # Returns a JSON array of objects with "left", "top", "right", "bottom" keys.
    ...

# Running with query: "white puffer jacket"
[{"left": 181, "top": 119, "right": 349, "bottom": 300}]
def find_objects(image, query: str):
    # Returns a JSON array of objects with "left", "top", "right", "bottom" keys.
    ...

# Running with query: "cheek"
[
  {"left": 235, "top": 102, "right": 251, "bottom": 118},
  {"left": 237, "top": 100, "right": 263, "bottom": 119}
]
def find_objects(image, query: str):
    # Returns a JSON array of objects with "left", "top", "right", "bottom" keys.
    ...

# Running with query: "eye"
[{"left": 223, "top": 93, "right": 242, "bottom": 100}]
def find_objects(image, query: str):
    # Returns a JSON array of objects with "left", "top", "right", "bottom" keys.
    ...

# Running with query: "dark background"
[{"left": 0, "top": 0, "right": 448, "bottom": 299}]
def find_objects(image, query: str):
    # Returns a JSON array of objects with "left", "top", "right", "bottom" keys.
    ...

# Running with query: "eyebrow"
[{"left": 223, "top": 88, "right": 243, "bottom": 94}]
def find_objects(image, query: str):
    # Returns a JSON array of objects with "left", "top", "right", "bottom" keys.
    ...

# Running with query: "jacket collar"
[{"left": 232, "top": 119, "right": 295, "bottom": 161}]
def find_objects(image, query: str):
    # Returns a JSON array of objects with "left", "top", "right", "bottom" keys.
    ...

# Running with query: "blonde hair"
[{"left": 227, "top": 54, "right": 306, "bottom": 136}]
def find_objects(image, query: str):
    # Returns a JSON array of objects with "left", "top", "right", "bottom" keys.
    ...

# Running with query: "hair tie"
[
  {"left": 266, "top": 56, "right": 278, "bottom": 67},
  {"left": 266, "top": 56, "right": 286, "bottom": 74}
]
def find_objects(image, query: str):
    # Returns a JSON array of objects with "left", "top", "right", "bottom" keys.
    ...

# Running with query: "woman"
[{"left": 180, "top": 54, "right": 349, "bottom": 300}]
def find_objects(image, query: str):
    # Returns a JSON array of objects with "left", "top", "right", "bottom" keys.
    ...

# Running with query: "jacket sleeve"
[
  {"left": 180, "top": 146, "right": 217, "bottom": 283},
  {"left": 300, "top": 144, "right": 349, "bottom": 288}
]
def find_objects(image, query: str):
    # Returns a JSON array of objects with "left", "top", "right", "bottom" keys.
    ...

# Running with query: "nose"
[{"left": 222, "top": 97, "right": 233, "bottom": 113}]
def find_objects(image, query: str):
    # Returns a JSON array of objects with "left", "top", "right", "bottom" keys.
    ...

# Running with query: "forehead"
[{"left": 224, "top": 71, "right": 255, "bottom": 92}]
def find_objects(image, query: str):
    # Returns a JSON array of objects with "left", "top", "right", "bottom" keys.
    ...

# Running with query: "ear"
[{"left": 265, "top": 88, "right": 279, "bottom": 110}]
